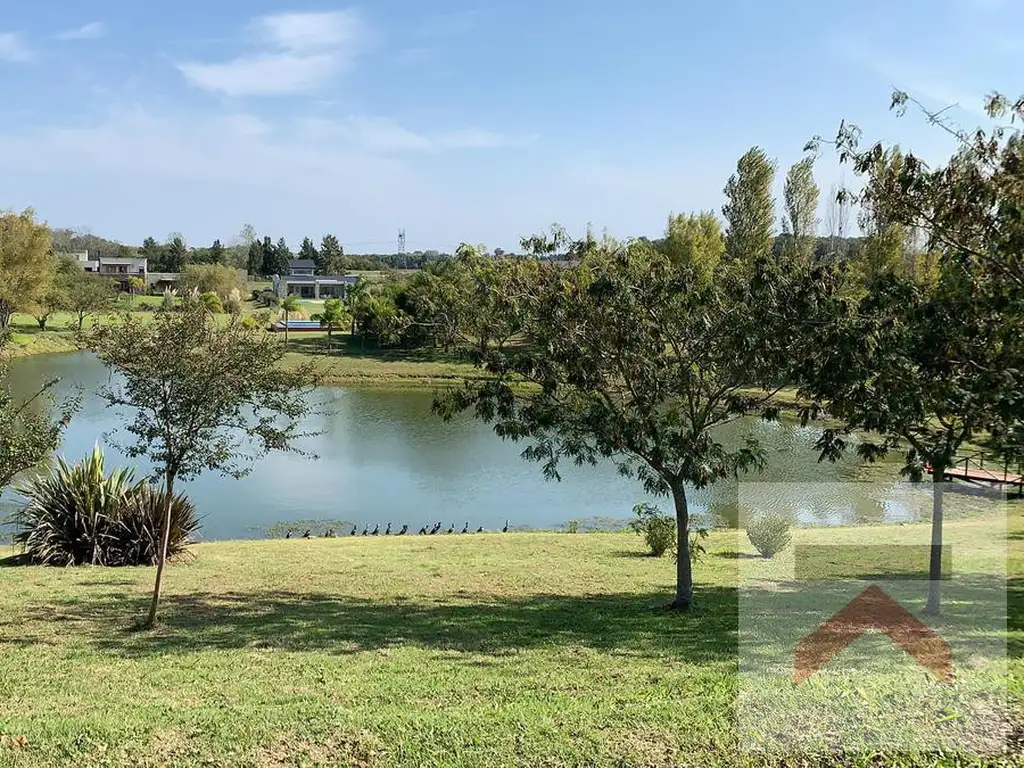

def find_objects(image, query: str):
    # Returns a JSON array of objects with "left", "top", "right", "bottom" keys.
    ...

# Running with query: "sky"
[{"left": 0, "top": 0, "right": 1019, "bottom": 253}]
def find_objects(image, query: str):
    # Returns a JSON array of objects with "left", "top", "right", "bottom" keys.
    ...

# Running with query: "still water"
[{"left": 1, "top": 353, "right": 997, "bottom": 540}]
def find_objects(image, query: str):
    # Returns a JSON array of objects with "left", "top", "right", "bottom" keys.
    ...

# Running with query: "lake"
[{"left": 1, "top": 352, "right": 999, "bottom": 540}]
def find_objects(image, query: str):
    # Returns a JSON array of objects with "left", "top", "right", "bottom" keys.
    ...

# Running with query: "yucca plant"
[
  {"left": 112, "top": 482, "right": 199, "bottom": 566},
  {"left": 14, "top": 445, "right": 135, "bottom": 566},
  {"left": 13, "top": 446, "right": 200, "bottom": 567}
]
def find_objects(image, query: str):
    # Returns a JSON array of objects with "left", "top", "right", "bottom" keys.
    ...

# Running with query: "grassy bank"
[{"left": 0, "top": 514, "right": 1019, "bottom": 767}]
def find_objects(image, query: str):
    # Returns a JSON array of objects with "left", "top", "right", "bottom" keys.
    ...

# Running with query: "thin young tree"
[
  {"left": 280, "top": 294, "right": 301, "bottom": 348},
  {"left": 722, "top": 147, "right": 777, "bottom": 266},
  {"left": 436, "top": 230, "right": 834, "bottom": 609},
  {"left": 781, "top": 157, "right": 820, "bottom": 266},
  {"left": 314, "top": 297, "right": 349, "bottom": 353},
  {"left": 90, "top": 305, "right": 321, "bottom": 628}
]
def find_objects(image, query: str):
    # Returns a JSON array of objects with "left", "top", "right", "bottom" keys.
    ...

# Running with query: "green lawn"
[{"left": 0, "top": 514, "right": 1020, "bottom": 766}]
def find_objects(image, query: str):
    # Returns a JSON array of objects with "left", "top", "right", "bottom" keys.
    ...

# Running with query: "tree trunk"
[
  {"left": 36, "top": 316, "right": 47, "bottom": 330},
  {"left": 144, "top": 472, "right": 176, "bottom": 629},
  {"left": 0, "top": 298, "right": 11, "bottom": 329},
  {"left": 670, "top": 481, "right": 693, "bottom": 610},
  {"left": 924, "top": 463, "right": 945, "bottom": 616},
  {"left": 77, "top": 311, "right": 86, "bottom": 332}
]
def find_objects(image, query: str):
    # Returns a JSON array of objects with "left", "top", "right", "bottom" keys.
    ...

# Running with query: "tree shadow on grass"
[
  {"left": 17, "top": 587, "right": 741, "bottom": 663},
  {"left": 287, "top": 333, "right": 473, "bottom": 365}
]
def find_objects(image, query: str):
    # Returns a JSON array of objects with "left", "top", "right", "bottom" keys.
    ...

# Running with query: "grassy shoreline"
[{"left": 0, "top": 514, "right": 1019, "bottom": 766}]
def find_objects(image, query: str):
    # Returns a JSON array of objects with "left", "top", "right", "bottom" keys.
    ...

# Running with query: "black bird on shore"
[
  {"left": 476, "top": 526, "right": 484, "bottom": 533},
  {"left": 371, "top": 524, "right": 380, "bottom": 536},
  {"left": 325, "top": 528, "right": 335, "bottom": 538},
  {"left": 447, "top": 522, "right": 455, "bottom": 534},
  {"left": 418, "top": 526, "right": 428, "bottom": 535},
  {"left": 385, "top": 522, "right": 392, "bottom": 535},
  {"left": 398, "top": 524, "right": 408, "bottom": 535},
  {"left": 350, "top": 525, "right": 357, "bottom": 536},
  {"left": 430, "top": 522, "right": 442, "bottom": 535},
  {"left": 285, "top": 530, "right": 292, "bottom": 539},
  {"left": 361, "top": 525, "right": 369, "bottom": 536},
  {"left": 502, "top": 520, "right": 509, "bottom": 533},
  {"left": 461, "top": 522, "right": 468, "bottom": 534},
  {"left": 302, "top": 530, "right": 311, "bottom": 539}
]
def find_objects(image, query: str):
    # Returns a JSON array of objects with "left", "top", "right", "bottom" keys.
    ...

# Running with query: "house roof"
[
  {"left": 280, "top": 275, "right": 357, "bottom": 284},
  {"left": 290, "top": 259, "right": 315, "bottom": 269}
]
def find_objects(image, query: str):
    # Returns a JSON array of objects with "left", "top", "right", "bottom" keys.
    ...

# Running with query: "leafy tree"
[
  {"left": 237, "top": 223, "right": 257, "bottom": 248},
  {"left": 280, "top": 294, "right": 301, "bottom": 348},
  {"left": 89, "top": 305, "right": 321, "bottom": 628},
  {"left": 0, "top": 361, "right": 75, "bottom": 494},
  {"left": 180, "top": 264, "right": 242, "bottom": 299},
  {"left": 319, "top": 234, "right": 343, "bottom": 275},
  {"left": 313, "top": 297, "right": 349, "bottom": 353},
  {"left": 164, "top": 236, "right": 188, "bottom": 273},
  {"left": 126, "top": 276, "right": 146, "bottom": 296},
  {"left": 0, "top": 209, "right": 53, "bottom": 330},
  {"left": 803, "top": 88, "right": 1024, "bottom": 614},
  {"left": 346, "top": 275, "right": 372, "bottom": 336},
  {"left": 32, "top": 259, "right": 78, "bottom": 329},
  {"left": 781, "top": 157, "right": 820, "bottom": 266},
  {"left": 298, "top": 237, "right": 318, "bottom": 268},
  {"left": 722, "top": 147, "right": 777, "bottom": 266},
  {"left": 208, "top": 239, "right": 227, "bottom": 266},
  {"left": 436, "top": 230, "right": 832, "bottom": 608},
  {"left": 66, "top": 274, "right": 115, "bottom": 331},
  {"left": 659, "top": 212, "right": 725, "bottom": 284},
  {"left": 247, "top": 237, "right": 265, "bottom": 277},
  {"left": 140, "top": 236, "right": 166, "bottom": 271}
]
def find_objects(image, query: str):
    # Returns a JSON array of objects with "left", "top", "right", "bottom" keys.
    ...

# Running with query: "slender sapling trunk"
[
  {"left": 924, "top": 463, "right": 945, "bottom": 616},
  {"left": 145, "top": 471, "right": 176, "bottom": 629},
  {"left": 670, "top": 480, "right": 693, "bottom": 610}
]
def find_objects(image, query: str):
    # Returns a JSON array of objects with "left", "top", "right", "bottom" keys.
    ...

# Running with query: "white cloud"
[
  {"left": 179, "top": 53, "right": 341, "bottom": 97},
  {"left": 298, "top": 117, "right": 533, "bottom": 153},
  {"left": 178, "top": 10, "right": 365, "bottom": 96},
  {"left": 0, "top": 32, "right": 33, "bottom": 63},
  {"left": 251, "top": 11, "right": 362, "bottom": 51},
  {"left": 55, "top": 22, "right": 106, "bottom": 41}
]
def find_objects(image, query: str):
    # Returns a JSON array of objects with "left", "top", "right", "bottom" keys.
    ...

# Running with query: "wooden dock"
[{"left": 926, "top": 456, "right": 1024, "bottom": 498}]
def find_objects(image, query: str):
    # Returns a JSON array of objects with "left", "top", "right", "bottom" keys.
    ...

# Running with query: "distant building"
[
  {"left": 273, "top": 261, "right": 356, "bottom": 300},
  {"left": 79, "top": 256, "right": 148, "bottom": 292}
]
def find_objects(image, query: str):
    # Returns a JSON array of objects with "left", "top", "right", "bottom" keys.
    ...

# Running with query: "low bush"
[
  {"left": 224, "top": 288, "right": 243, "bottom": 315},
  {"left": 199, "top": 291, "right": 224, "bottom": 314},
  {"left": 629, "top": 502, "right": 676, "bottom": 557},
  {"left": 746, "top": 513, "right": 792, "bottom": 558},
  {"left": 14, "top": 446, "right": 199, "bottom": 566}
]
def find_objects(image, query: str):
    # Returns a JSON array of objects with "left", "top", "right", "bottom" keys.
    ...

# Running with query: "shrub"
[
  {"left": 746, "top": 513, "right": 792, "bottom": 558},
  {"left": 566, "top": 519, "right": 580, "bottom": 534},
  {"left": 630, "top": 502, "right": 676, "bottom": 557},
  {"left": 199, "top": 291, "right": 224, "bottom": 314},
  {"left": 13, "top": 446, "right": 199, "bottom": 566},
  {"left": 258, "top": 290, "right": 279, "bottom": 309},
  {"left": 160, "top": 288, "right": 177, "bottom": 312},
  {"left": 224, "top": 288, "right": 243, "bottom": 315}
]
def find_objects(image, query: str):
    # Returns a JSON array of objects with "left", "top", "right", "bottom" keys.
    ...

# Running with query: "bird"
[
  {"left": 476, "top": 526, "right": 484, "bottom": 533},
  {"left": 385, "top": 522, "right": 392, "bottom": 535},
  {"left": 430, "top": 522, "right": 442, "bottom": 535},
  {"left": 461, "top": 522, "right": 469, "bottom": 534},
  {"left": 327, "top": 528, "right": 335, "bottom": 538},
  {"left": 285, "top": 530, "right": 292, "bottom": 539},
  {"left": 302, "top": 530, "right": 311, "bottom": 539},
  {"left": 350, "top": 525, "right": 357, "bottom": 536},
  {"left": 447, "top": 522, "right": 455, "bottom": 534},
  {"left": 371, "top": 524, "right": 380, "bottom": 536},
  {"left": 361, "top": 525, "right": 369, "bottom": 536},
  {"left": 418, "top": 526, "right": 428, "bottom": 535},
  {"left": 398, "top": 524, "right": 408, "bottom": 535},
  {"left": 502, "top": 520, "right": 509, "bottom": 533}
]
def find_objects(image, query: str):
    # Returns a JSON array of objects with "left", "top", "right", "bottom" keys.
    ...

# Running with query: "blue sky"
[{"left": 0, "top": 0, "right": 1018, "bottom": 252}]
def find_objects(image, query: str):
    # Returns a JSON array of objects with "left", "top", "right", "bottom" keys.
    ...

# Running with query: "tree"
[
  {"left": 237, "top": 223, "right": 257, "bottom": 248},
  {"left": 180, "top": 264, "right": 242, "bottom": 299},
  {"left": 66, "top": 274, "right": 115, "bottom": 331},
  {"left": 722, "top": 147, "right": 777, "bottom": 265},
  {"left": 659, "top": 212, "right": 725, "bottom": 284},
  {"left": 0, "top": 209, "right": 53, "bottom": 329},
  {"left": 127, "top": 276, "right": 147, "bottom": 296},
  {"left": 89, "top": 306, "right": 321, "bottom": 628},
  {"left": 280, "top": 294, "right": 301, "bottom": 348},
  {"left": 140, "top": 236, "right": 166, "bottom": 271},
  {"left": 436, "top": 230, "right": 832, "bottom": 609},
  {"left": 319, "top": 234, "right": 343, "bottom": 275},
  {"left": 781, "top": 157, "right": 820, "bottom": 266},
  {"left": 208, "top": 239, "right": 226, "bottom": 266},
  {"left": 346, "top": 275, "right": 371, "bottom": 336},
  {"left": 314, "top": 297, "right": 349, "bottom": 353},
  {"left": 803, "top": 88, "right": 1024, "bottom": 615},
  {"left": 0, "top": 361, "right": 75, "bottom": 494},
  {"left": 32, "top": 258, "right": 78, "bottom": 329},
  {"left": 298, "top": 237, "right": 318, "bottom": 268},
  {"left": 164, "top": 236, "right": 188, "bottom": 273},
  {"left": 247, "top": 238, "right": 265, "bottom": 277},
  {"left": 262, "top": 237, "right": 291, "bottom": 277}
]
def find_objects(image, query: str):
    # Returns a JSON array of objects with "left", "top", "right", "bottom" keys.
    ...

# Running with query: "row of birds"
[{"left": 285, "top": 520, "right": 510, "bottom": 538}]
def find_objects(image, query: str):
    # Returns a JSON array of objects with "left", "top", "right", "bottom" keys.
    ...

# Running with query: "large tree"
[
  {"left": 298, "top": 237, "right": 319, "bottom": 268},
  {"left": 319, "top": 234, "right": 344, "bottom": 275},
  {"left": 436, "top": 231, "right": 832, "bottom": 609},
  {"left": 781, "top": 157, "right": 820, "bottom": 266},
  {"left": 66, "top": 274, "right": 115, "bottom": 331},
  {"left": 658, "top": 211, "right": 725, "bottom": 284},
  {"left": 722, "top": 147, "right": 776, "bottom": 266},
  {"left": 262, "top": 237, "right": 292, "bottom": 277},
  {"left": 89, "top": 305, "right": 321, "bottom": 628},
  {"left": 164, "top": 236, "right": 188, "bottom": 273},
  {"left": 0, "top": 209, "right": 53, "bottom": 330},
  {"left": 803, "top": 89, "right": 1024, "bottom": 614}
]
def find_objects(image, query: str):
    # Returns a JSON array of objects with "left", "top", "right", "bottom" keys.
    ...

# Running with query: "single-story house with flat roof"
[{"left": 273, "top": 273, "right": 358, "bottom": 300}]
